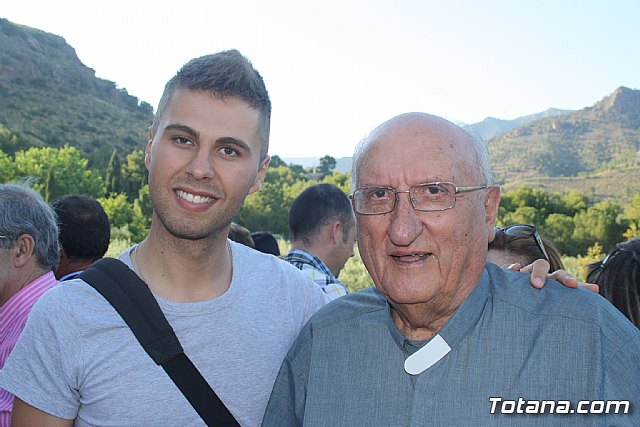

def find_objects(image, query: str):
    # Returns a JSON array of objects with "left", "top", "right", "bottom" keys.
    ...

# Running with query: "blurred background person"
[
  {"left": 0, "top": 183, "right": 60, "bottom": 425},
  {"left": 251, "top": 231, "right": 280, "bottom": 256},
  {"left": 587, "top": 238, "right": 640, "bottom": 328},
  {"left": 51, "top": 194, "right": 110, "bottom": 281},
  {"left": 228, "top": 222, "right": 255, "bottom": 248},
  {"left": 488, "top": 224, "right": 564, "bottom": 271},
  {"left": 284, "top": 184, "right": 356, "bottom": 300}
]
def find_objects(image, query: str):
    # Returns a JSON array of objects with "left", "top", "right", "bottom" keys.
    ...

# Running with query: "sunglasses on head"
[{"left": 498, "top": 224, "right": 550, "bottom": 263}]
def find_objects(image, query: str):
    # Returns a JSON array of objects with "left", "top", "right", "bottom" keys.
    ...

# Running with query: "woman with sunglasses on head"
[
  {"left": 587, "top": 238, "right": 640, "bottom": 328},
  {"left": 488, "top": 224, "right": 565, "bottom": 272}
]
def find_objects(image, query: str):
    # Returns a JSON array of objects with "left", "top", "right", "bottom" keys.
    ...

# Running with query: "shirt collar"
[
  {"left": 385, "top": 268, "right": 490, "bottom": 353},
  {"left": 284, "top": 249, "right": 339, "bottom": 282}
]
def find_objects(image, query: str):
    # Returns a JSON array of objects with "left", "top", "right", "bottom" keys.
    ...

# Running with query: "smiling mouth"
[
  {"left": 392, "top": 253, "right": 433, "bottom": 263},
  {"left": 176, "top": 190, "right": 214, "bottom": 204}
]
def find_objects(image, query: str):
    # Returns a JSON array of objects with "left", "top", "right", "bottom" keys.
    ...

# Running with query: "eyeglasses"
[
  {"left": 350, "top": 182, "right": 487, "bottom": 215},
  {"left": 499, "top": 224, "right": 550, "bottom": 263}
]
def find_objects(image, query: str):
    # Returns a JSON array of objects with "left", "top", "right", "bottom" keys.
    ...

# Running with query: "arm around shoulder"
[{"left": 11, "top": 398, "right": 73, "bottom": 427}]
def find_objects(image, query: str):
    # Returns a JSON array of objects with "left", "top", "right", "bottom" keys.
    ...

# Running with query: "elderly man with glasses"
[{"left": 262, "top": 113, "right": 640, "bottom": 426}]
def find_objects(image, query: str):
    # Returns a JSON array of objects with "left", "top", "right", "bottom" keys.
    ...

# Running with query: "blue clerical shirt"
[{"left": 262, "top": 263, "right": 640, "bottom": 426}]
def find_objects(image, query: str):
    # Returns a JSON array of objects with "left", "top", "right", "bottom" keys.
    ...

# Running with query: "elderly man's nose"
[{"left": 388, "top": 194, "right": 423, "bottom": 246}]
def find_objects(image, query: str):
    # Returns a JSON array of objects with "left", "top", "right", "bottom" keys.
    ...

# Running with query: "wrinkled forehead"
[{"left": 356, "top": 114, "right": 480, "bottom": 186}]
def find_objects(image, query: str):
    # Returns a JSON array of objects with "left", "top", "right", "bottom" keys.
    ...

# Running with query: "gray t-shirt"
[{"left": 0, "top": 240, "right": 328, "bottom": 427}]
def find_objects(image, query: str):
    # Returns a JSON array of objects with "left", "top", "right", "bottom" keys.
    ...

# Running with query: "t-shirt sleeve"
[
  {"left": 290, "top": 272, "right": 330, "bottom": 328},
  {"left": 0, "top": 286, "right": 82, "bottom": 420}
]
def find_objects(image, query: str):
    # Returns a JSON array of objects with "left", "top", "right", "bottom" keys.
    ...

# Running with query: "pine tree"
[{"left": 105, "top": 149, "right": 122, "bottom": 195}]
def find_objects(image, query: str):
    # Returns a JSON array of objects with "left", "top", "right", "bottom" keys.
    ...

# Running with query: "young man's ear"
[
  {"left": 145, "top": 126, "right": 154, "bottom": 170},
  {"left": 249, "top": 155, "right": 270, "bottom": 195}
]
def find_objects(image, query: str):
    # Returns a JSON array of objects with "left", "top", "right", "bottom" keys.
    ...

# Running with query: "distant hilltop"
[
  {"left": 468, "top": 108, "right": 573, "bottom": 141},
  {"left": 283, "top": 107, "right": 577, "bottom": 174},
  {"left": 283, "top": 157, "right": 353, "bottom": 173}
]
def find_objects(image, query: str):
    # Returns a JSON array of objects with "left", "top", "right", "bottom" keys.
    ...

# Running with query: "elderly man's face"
[{"left": 354, "top": 114, "right": 500, "bottom": 311}]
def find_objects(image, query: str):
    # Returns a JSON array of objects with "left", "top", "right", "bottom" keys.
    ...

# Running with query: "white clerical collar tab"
[{"left": 404, "top": 334, "right": 451, "bottom": 375}]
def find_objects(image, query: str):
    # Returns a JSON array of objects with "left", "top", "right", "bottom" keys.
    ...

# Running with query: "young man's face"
[{"left": 145, "top": 89, "right": 269, "bottom": 241}]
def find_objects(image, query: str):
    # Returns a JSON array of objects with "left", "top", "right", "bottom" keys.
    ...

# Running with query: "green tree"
[
  {"left": 44, "top": 168, "right": 56, "bottom": 202},
  {"left": 321, "top": 171, "right": 352, "bottom": 193},
  {"left": 623, "top": 194, "right": 640, "bottom": 222},
  {"left": 0, "top": 124, "right": 22, "bottom": 155},
  {"left": 0, "top": 149, "right": 16, "bottom": 182},
  {"left": 499, "top": 206, "right": 539, "bottom": 227},
  {"left": 13, "top": 145, "right": 106, "bottom": 199},
  {"left": 288, "top": 163, "right": 306, "bottom": 174},
  {"left": 134, "top": 184, "right": 153, "bottom": 220},
  {"left": 318, "top": 155, "right": 336, "bottom": 176},
  {"left": 621, "top": 193, "right": 640, "bottom": 240},
  {"left": 235, "top": 165, "right": 311, "bottom": 236},
  {"left": 99, "top": 192, "right": 148, "bottom": 244},
  {"left": 572, "top": 201, "right": 628, "bottom": 254},
  {"left": 269, "top": 154, "right": 286, "bottom": 168},
  {"left": 122, "top": 149, "right": 147, "bottom": 201},
  {"left": 544, "top": 213, "right": 576, "bottom": 256},
  {"left": 105, "top": 149, "right": 123, "bottom": 195},
  {"left": 561, "top": 190, "right": 590, "bottom": 216}
]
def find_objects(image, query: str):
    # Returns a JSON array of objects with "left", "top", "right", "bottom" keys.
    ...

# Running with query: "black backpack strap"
[{"left": 79, "top": 257, "right": 240, "bottom": 427}]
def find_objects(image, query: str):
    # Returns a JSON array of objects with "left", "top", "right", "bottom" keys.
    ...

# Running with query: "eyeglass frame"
[
  {"left": 498, "top": 224, "right": 550, "bottom": 263},
  {"left": 349, "top": 181, "right": 488, "bottom": 215}
]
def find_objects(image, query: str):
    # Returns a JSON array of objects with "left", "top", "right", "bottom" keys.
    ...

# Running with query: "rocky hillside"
[
  {"left": 489, "top": 87, "right": 640, "bottom": 184},
  {"left": 0, "top": 18, "right": 153, "bottom": 168}
]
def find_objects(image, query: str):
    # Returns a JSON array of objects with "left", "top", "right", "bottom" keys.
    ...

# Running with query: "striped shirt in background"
[
  {"left": 0, "top": 271, "right": 58, "bottom": 426},
  {"left": 284, "top": 249, "right": 348, "bottom": 301}
]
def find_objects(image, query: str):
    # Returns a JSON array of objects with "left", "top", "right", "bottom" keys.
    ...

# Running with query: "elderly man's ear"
[
  {"left": 484, "top": 186, "right": 501, "bottom": 243},
  {"left": 14, "top": 234, "right": 36, "bottom": 268}
]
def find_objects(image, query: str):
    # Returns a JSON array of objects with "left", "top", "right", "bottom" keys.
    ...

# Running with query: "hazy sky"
[{"left": 4, "top": 0, "right": 640, "bottom": 158}]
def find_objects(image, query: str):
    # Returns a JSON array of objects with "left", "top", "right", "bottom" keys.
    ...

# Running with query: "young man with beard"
[{"left": 0, "top": 50, "right": 328, "bottom": 427}]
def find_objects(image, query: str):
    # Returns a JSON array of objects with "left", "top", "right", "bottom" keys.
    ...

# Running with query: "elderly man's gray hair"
[{"left": 0, "top": 183, "right": 60, "bottom": 271}]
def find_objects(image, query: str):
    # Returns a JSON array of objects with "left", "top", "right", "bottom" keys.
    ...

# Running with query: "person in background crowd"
[
  {"left": 262, "top": 112, "right": 640, "bottom": 426},
  {"left": 228, "top": 222, "right": 255, "bottom": 248},
  {"left": 251, "top": 231, "right": 280, "bottom": 256},
  {"left": 0, "top": 183, "right": 60, "bottom": 426},
  {"left": 488, "top": 224, "right": 564, "bottom": 271},
  {"left": 284, "top": 183, "right": 356, "bottom": 300},
  {"left": 587, "top": 238, "right": 640, "bottom": 328},
  {"left": 51, "top": 194, "right": 111, "bottom": 281}
]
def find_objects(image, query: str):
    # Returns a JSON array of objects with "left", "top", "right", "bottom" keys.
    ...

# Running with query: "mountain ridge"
[
  {"left": 0, "top": 18, "right": 153, "bottom": 169},
  {"left": 468, "top": 108, "right": 573, "bottom": 141},
  {"left": 1, "top": 18, "right": 639, "bottom": 203}
]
